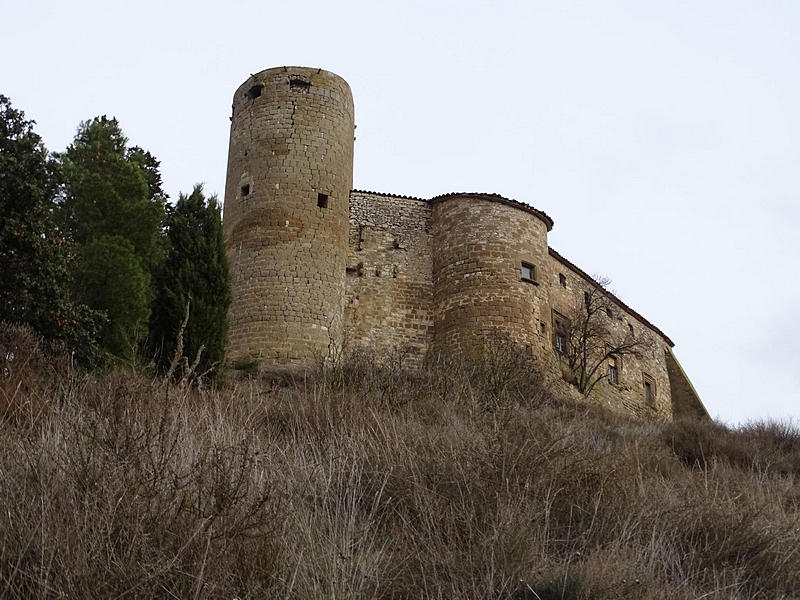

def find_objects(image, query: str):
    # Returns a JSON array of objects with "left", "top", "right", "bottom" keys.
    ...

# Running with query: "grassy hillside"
[{"left": 1, "top": 323, "right": 799, "bottom": 599}]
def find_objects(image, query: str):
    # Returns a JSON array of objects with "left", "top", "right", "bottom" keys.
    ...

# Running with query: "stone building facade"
[{"left": 223, "top": 66, "right": 707, "bottom": 421}]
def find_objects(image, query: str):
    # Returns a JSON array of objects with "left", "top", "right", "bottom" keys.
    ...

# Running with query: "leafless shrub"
[
  {"left": 0, "top": 322, "right": 69, "bottom": 428},
  {"left": 0, "top": 335, "right": 798, "bottom": 598}
]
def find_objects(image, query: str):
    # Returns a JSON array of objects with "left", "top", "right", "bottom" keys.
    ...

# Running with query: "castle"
[{"left": 222, "top": 66, "right": 707, "bottom": 421}]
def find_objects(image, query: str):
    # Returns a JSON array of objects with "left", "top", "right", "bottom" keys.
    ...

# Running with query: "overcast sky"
[{"left": 3, "top": 0, "right": 798, "bottom": 425}]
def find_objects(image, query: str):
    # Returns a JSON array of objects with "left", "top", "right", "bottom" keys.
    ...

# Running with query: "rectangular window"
[
  {"left": 290, "top": 78, "right": 311, "bottom": 92},
  {"left": 552, "top": 310, "right": 568, "bottom": 354},
  {"left": 240, "top": 184, "right": 250, "bottom": 197},
  {"left": 521, "top": 262, "right": 536, "bottom": 282},
  {"left": 608, "top": 357, "right": 618, "bottom": 384},
  {"left": 643, "top": 373, "right": 656, "bottom": 408},
  {"left": 559, "top": 273, "right": 567, "bottom": 287},
  {"left": 555, "top": 333, "right": 566, "bottom": 353},
  {"left": 317, "top": 193, "right": 329, "bottom": 208}
]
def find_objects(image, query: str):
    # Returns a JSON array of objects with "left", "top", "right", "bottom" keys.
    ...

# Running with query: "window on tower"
[
  {"left": 290, "top": 78, "right": 311, "bottom": 92},
  {"left": 245, "top": 84, "right": 262, "bottom": 100},
  {"left": 521, "top": 261, "right": 538, "bottom": 284}
]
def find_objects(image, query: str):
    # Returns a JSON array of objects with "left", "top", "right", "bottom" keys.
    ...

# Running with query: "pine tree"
[
  {"left": 60, "top": 116, "right": 166, "bottom": 359},
  {"left": 0, "top": 95, "right": 103, "bottom": 364},
  {"left": 149, "top": 185, "right": 230, "bottom": 378}
]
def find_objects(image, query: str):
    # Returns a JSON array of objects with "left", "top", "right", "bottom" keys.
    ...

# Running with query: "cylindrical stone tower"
[
  {"left": 431, "top": 193, "right": 554, "bottom": 356},
  {"left": 223, "top": 67, "right": 355, "bottom": 367}
]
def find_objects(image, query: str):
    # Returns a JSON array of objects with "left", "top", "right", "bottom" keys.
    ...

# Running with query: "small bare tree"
[{"left": 557, "top": 276, "right": 653, "bottom": 396}]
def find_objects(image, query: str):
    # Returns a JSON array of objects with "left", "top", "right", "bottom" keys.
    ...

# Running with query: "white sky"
[{"left": 3, "top": 0, "right": 799, "bottom": 425}]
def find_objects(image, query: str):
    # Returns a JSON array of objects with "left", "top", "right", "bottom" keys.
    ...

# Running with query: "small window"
[
  {"left": 240, "top": 184, "right": 250, "bottom": 197},
  {"left": 245, "top": 84, "right": 263, "bottom": 100},
  {"left": 552, "top": 310, "right": 568, "bottom": 353},
  {"left": 555, "top": 333, "right": 566, "bottom": 353},
  {"left": 559, "top": 273, "right": 567, "bottom": 287},
  {"left": 606, "top": 307, "right": 613, "bottom": 318},
  {"left": 643, "top": 373, "right": 656, "bottom": 407},
  {"left": 608, "top": 357, "right": 618, "bottom": 385},
  {"left": 290, "top": 78, "right": 311, "bottom": 92},
  {"left": 317, "top": 193, "right": 329, "bottom": 208},
  {"left": 521, "top": 261, "right": 537, "bottom": 283}
]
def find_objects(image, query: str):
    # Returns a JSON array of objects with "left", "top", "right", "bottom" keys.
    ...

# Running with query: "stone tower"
[
  {"left": 431, "top": 193, "right": 554, "bottom": 355},
  {"left": 223, "top": 67, "right": 355, "bottom": 367}
]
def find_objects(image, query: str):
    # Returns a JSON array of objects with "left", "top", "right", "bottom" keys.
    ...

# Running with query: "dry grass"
[{"left": 1, "top": 323, "right": 799, "bottom": 599}]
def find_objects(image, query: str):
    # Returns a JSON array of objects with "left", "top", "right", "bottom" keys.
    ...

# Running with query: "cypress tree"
[
  {"left": 149, "top": 185, "right": 230, "bottom": 378},
  {"left": 59, "top": 116, "right": 166, "bottom": 360}
]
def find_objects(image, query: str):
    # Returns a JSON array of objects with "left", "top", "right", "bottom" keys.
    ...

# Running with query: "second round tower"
[{"left": 223, "top": 67, "right": 355, "bottom": 367}]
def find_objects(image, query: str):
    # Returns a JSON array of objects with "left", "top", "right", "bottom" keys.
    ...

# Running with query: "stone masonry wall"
[
  {"left": 222, "top": 65, "right": 705, "bottom": 421},
  {"left": 546, "top": 250, "right": 674, "bottom": 420},
  {"left": 431, "top": 194, "right": 553, "bottom": 356},
  {"left": 223, "top": 67, "right": 354, "bottom": 366},
  {"left": 343, "top": 191, "right": 433, "bottom": 366},
  {"left": 340, "top": 190, "right": 682, "bottom": 420}
]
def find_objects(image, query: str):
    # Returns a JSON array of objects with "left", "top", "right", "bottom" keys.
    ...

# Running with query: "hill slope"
[{"left": 1, "top": 323, "right": 799, "bottom": 599}]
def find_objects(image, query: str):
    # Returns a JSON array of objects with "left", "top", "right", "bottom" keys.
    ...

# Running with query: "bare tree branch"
[{"left": 558, "top": 276, "right": 653, "bottom": 396}]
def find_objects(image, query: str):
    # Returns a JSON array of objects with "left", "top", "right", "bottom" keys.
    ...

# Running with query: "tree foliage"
[
  {"left": 559, "top": 276, "right": 653, "bottom": 396},
  {"left": 72, "top": 235, "right": 152, "bottom": 358},
  {"left": 149, "top": 185, "right": 230, "bottom": 378},
  {"left": 59, "top": 116, "right": 166, "bottom": 359},
  {"left": 0, "top": 95, "right": 103, "bottom": 364}
]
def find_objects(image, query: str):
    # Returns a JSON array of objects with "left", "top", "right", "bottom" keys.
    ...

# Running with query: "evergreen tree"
[
  {"left": 60, "top": 116, "right": 166, "bottom": 359},
  {"left": 126, "top": 145, "right": 168, "bottom": 204},
  {"left": 0, "top": 95, "right": 103, "bottom": 364},
  {"left": 72, "top": 235, "right": 151, "bottom": 359},
  {"left": 149, "top": 185, "right": 230, "bottom": 378}
]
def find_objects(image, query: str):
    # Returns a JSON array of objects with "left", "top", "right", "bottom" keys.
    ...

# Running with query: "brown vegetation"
[{"left": 1, "top": 323, "right": 798, "bottom": 598}]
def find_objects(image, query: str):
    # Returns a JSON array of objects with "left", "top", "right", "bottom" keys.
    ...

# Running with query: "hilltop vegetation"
[{"left": 1, "top": 323, "right": 799, "bottom": 599}]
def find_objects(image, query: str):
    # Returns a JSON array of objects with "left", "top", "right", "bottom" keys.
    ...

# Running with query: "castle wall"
[
  {"left": 221, "top": 65, "right": 705, "bottom": 422},
  {"left": 431, "top": 194, "right": 553, "bottom": 356},
  {"left": 223, "top": 67, "right": 354, "bottom": 366},
  {"left": 343, "top": 191, "right": 434, "bottom": 366},
  {"left": 546, "top": 250, "right": 674, "bottom": 419},
  {"left": 339, "top": 198, "right": 682, "bottom": 419}
]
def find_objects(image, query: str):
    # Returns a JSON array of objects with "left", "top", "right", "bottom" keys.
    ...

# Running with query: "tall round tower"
[{"left": 223, "top": 67, "right": 354, "bottom": 367}]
